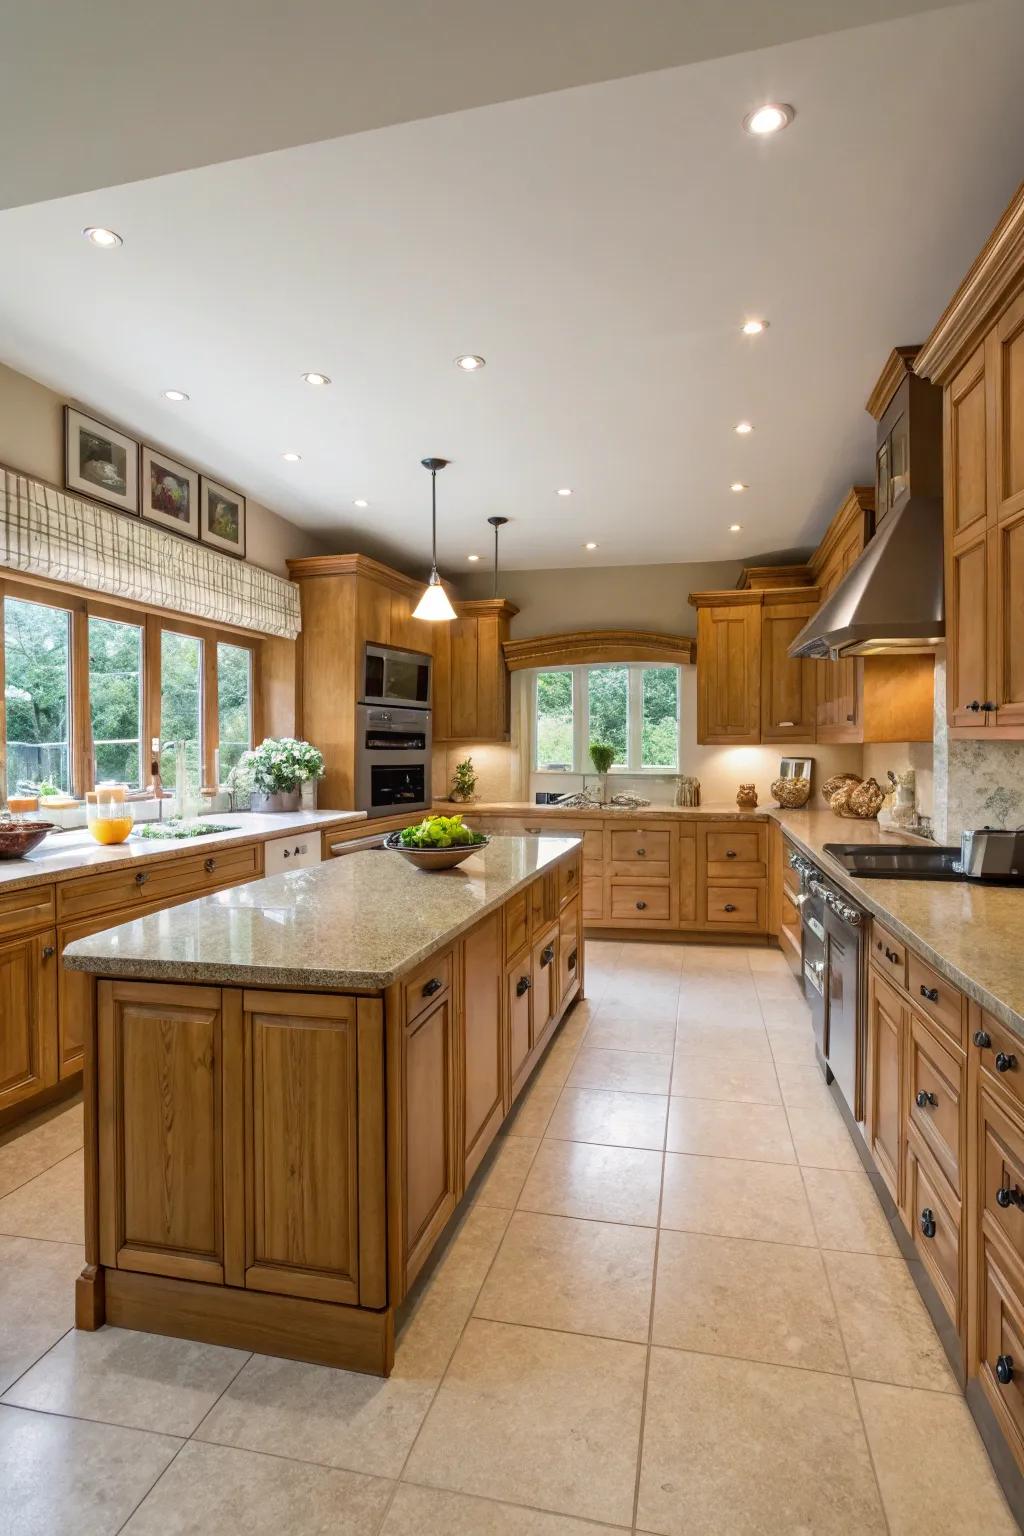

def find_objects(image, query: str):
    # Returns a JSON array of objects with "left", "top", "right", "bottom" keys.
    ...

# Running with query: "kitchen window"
[
  {"left": 4, "top": 595, "right": 73, "bottom": 794},
  {"left": 533, "top": 664, "right": 681, "bottom": 773},
  {"left": 216, "top": 641, "right": 253, "bottom": 779},
  {"left": 89, "top": 615, "right": 144, "bottom": 787},
  {"left": 159, "top": 629, "right": 204, "bottom": 792}
]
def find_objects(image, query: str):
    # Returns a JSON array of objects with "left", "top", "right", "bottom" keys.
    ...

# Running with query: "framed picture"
[
  {"left": 64, "top": 407, "right": 139, "bottom": 514},
  {"left": 200, "top": 476, "right": 246, "bottom": 558},
  {"left": 140, "top": 446, "right": 199, "bottom": 539}
]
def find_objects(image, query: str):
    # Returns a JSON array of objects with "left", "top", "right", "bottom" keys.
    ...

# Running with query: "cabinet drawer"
[
  {"left": 980, "top": 1240, "right": 1024, "bottom": 1456},
  {"left": 558, "top": 901, "right": 581, "bottom": 1003},
  {"left": 908, "top": 1012, "right": 963, "bottom": 1199},
  {"left": 403, "top": 950, "right": 453, "bottom": 1025},
  {"left": 908, "top": 954, "right": 964, "bottom": 1048},
  {"left": 906, "top": 1130, "right": 960, "bottom": 1325},
  {"left": 504, "top": 888, "right": 530, "bottom": 959},
  {"left": 57, "top": 864, "right": 151, "bottom": 921},
  {"left": 609, "top": 883, "right": 671, "bottom": 923},
  {"left": 582, "top": 876, "right": 604, "bottom": 921},
  {"left": 264, "top": 834, "right": 321, "bottom": 876},
  {"left": 979, "top": 1085, "right": 1024, "bottom": 1266},
  {"left": 558, "top": 853, "right": 581, "bottom": 908},
  {"left": 608, "top": 829, "right": 671, "bottom": 873},
  {"left": 0, "top": 883, "right": 55, "bottom": 939},
  {"left": 705, "top": 828, "right": 766, "bottom": 879},
  {"left": 977, "top": 1010, "right": 1024, "bottom": 1108},
  {"left": 526, "top": 822, "right": 602, "bottom": 865},
  {"left": 56, "top": 842, "right": 261, "bottom": 922},
  {"left": 869, "top": 920, "right": 907, "bottom": 989},
  {"left": 704, "top": 882, "right": 765, "bottom": 930}
]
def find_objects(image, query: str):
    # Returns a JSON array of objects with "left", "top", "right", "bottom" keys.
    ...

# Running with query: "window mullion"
[
  {"left": 628, "top": 664, "right": 643, "bottom": 772},
  {"left": 575, "top": 666, "right": 588, "bottom": 777}
]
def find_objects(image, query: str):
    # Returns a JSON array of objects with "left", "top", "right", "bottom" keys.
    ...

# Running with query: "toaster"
[{"left": 958, "top": 828, "right": 1024, "bottom": 879}]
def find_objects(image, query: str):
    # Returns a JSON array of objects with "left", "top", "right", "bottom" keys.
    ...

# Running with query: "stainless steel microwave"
[{"left": 362, "top": 643, "right": 431, "bottom": 710}]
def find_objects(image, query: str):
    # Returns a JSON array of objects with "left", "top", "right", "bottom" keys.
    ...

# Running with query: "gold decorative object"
[
  {"left": 736, "top": 783, "right": 758, "bottom": 809},
  {"left": 770, "top": 775, "right": 811, "bottom": 809},
  {"left": 675, "top": 776, "right": 701, "bottom": 807},
  {"left": 820, "top": 772, "right": 861, "bottom": 807},
  {"left": 848, "top": 777, "right": 886, "bottom": 819},
  {"left": 828, "top": 782, "right": 859, "bottom": 817}
]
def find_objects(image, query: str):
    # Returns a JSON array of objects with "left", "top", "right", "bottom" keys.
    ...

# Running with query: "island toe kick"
[{"left": 71, "top": 841, "right": 583, "bottom": 1375}]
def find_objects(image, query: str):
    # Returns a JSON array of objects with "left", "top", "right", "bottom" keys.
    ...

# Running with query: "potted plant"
[
  {"left": 236, "top": 738, "right": 325, "bottom": 813},
  {"left": 589, "top": 741, "right": 615, "bottom": 806},
  {"left": 449, "top": 756, "right": 477, "bottom": 803}
]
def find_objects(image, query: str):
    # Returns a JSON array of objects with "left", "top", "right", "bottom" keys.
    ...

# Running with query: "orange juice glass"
[{"left": 87, "top": 786, "right": 133, "bottom": 845}]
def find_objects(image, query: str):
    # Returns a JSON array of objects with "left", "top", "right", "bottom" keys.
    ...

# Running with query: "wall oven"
[
  {"left": 355, "top": 704, "right": 431, "bottom": 819},
  {"left": 362, "top": 644, "right": 431, "bottom": 710}
]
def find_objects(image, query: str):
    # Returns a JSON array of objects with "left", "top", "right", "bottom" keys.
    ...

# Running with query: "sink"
[{"left": 822, "top": 843, "right": 964, "bottom": 879}]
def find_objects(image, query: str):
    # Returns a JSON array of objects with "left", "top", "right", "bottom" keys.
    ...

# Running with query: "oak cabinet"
[
  {"left": 433, "top": 599, "right": 519, "bottom": 743},
  {"left": 462, "top": 911, "right": 504, "bottom": 1181},
  {"left": 760, "top": 594, "right": 819, "bottom": 741},
  {"left": 866, "top": 965, "right": 905, "bottom": 1205},
  {"left": 694, "top": 598, "right": 761, "bottom": 745},
  {"left": 506, "top": 957, "right": 533, "bottom": 1098},
  {"left": 402, "top": 991, "right": 458, "bottom": 1286},
  {"left": 0, "top": 929, "right": 58, "bottom": 1115}
]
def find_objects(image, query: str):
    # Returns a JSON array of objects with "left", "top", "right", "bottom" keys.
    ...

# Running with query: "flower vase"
[
  {"left": 300, "top": 780, "right": 318, "bottom": 811},
  {"left": 251, "top": 789, "right": 301, "bottom": 813}
]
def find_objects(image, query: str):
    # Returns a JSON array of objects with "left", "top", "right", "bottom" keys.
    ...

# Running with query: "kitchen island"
[{"left": 63, "top": 834, "right": 583, "bottom": 1376}]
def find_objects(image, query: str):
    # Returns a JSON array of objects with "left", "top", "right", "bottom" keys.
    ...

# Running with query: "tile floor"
[{"left": 0, "top": 941, "right": 1019, "bottom": 1534}]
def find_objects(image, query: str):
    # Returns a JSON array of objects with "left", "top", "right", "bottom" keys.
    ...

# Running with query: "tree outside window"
[
  {"left": 4, "top": 597, "right": 72, "bottom": 792},
  {"left": 216, "top": 642, "right": 252, "bottom": 779},
  {"left": 534, "top": 663, "right": 680, "bottom": 774},
  {"left": 89, "top": 617, "right": 144, "bottom": 787}
]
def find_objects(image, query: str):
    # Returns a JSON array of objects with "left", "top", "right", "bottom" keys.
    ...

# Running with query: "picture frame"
[
  {"left": 140, "top": 446, "right": 200, "bottom": 539},
  {"left": 200, "top": 475, "right": 247, "bottom": 559},
  {"left": 64, "top": 406, "right": 139, "bottom": 514}
]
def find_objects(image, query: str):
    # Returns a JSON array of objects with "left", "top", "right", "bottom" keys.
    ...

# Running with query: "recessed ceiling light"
[
  {"left": 455, "top": 355, "right": 486, "bottom": 371},
  {"left": 730, "top": 523, "right": 742, "bottom": 533},
  {"left": 281, "top": 452, "right": 301, "bottom": 462},
  {"left": 742, "top": 103, "right": 794, "bottom": 136},
  {"left": 83, "top": 226, "right": 123, "bottom": 248},
  {"left": 741, "top": 319, "right": 768, "bottom": 335},
  {"left": 734, "top": 421, "right": 753, "bottom": 435},
  {"left": 730, "top": 482, "right": 748, "bottom": 493},
  {"left": 467, "top": 554, "right": 480, "bottom": 562},
  {"left": 353, "top": 498, "right": 369, "bottom": 508},
  {"left": 584, "top": 541, "right": 598, "bottom": 550},
  {"left": 302, "top": 372, "right": 331, "bottom": 386},
  {"left": 556, "top": 487, "right": 574, "bottom": 497},
  {"left": 161, "top": 389, "right": 189, "bottom": 402}
]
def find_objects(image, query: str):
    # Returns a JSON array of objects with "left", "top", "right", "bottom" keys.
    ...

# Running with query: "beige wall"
[{"left": 0, "top": 360, "right": 328, "bottom": 578}]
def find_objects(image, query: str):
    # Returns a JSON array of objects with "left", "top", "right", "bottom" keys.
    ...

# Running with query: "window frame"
[{"left": 532, "top": 661, "right": 681, "bottom": 775}]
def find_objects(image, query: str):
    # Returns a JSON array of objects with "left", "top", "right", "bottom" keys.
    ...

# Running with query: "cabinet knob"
[
  {"left": 996, "top": 1052, "right": 1018, "bottom": 1074},
  {"left": 996, "top": 1354, "right": 1015, "bottom": 1386},
  {"left": 635, "top": 900, "right": 647, "bottom": 911},
  {"left": 204, "top": 857, "right": 216, "bottom": 873},
  {"left": 422, "top": 976, "right": 442, "bottom": 997},
  {"left": 726, "top": 849, "right": 737, "bottom": 859},
  {"left": 283, "top": 848, "right": 291, "bottom": 858},
  {"left": 973, "top": 1029, "right": 992, "bottom": 1050},
  {"left": 919, "top": 1208, "right": 937, "bottom": 1239},
  {"left": 846, "top": 713, "right": 855, "bottom": 721},
  {"left": 995, "top": 1181, "right": 1023, "bottom": 1210},
  {"left": 967, "top": 700, "right": 982, "bottom": 712},
  {"left": 919, "top": 984, "right": 939, "bottom": 1003},
  {"left": 42, "top": 945, "right": 55, "bottom": 959},
  {"left": 541, "top": 944, "right": 555, "bottom": 967},
  {"left": 982, "top": 702, "right": 997, "bottom": 712},
  {"left": 724, "top": 903, "right": 737, "bottom": 913},
  {"left": 135, "top": 870, "right": 148, "bottom": 885},
  {"left": 636, "top": 848, "right": 646, "bottom": 857},
  {"left": 516, "top": 975, "right": 532, "bottom": 997},
  {"left": 915, "top": 1089, "right": 937, "bottom": 1110},
  {"left": 883, "top": 946, "right": 897, "bottom": 963},
  {"left": 566, "top": 866, "right": 576, "bottom": 881}
]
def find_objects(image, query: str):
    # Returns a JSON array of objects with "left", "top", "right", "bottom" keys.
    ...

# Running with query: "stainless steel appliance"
[
  {"left": 362, "top": 643, "right": 431, "bottom": 709},
  {"left": 354, "top": 703, "right": 431, "bottom": 818},
  {"left": 825, "top": 833, "right": 1024, "bottom": 886},
  {"left": 790, "top": 849, "right": 868, "bottom": 1119},
  {"left": 958, "top": 828, "right": 1024, "bottom": 880}
]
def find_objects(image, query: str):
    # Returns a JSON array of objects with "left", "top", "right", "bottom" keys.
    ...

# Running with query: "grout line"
[{"left": 0, "top": 1327, "right": 74, "bottom": 1401}]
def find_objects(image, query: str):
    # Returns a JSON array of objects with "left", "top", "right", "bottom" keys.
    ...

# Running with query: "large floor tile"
[
  {"left": 122, "top": 1439, "right": 392, "bottom": 1534},
  {"left": 508, "top": 1075, "right": 562, "bottom": 1137},
  {"left": 0, "top": 1101, "right": 83, "bottom": 1199},
  {"left": 856, "top": 1379, "right": 1018, "bottom": 1536},
  {"left": 766, "top": 1023, "right": 821, "bottom": 1065},
  {"left": 519, "top": 1140, "right": 663, "bottom": 1227},
  {"left": 567, "top": 1047, "right": 672, "bottom": 1094},
  {"left": 802, "top": 1166, "right": 900, "bottom": 1256},
  {"left": 3, "top": 1326, "right": 248, "bottom": 1436},
  {"left": 673, "top": 1024, "right": 772, "bottom": 1062},
  {"left": 660, "top": 1153, "right": 817, "bottom": 1247},
  {"left": 637, "top": 1348, "right": 887, "bottom": 1536},
  {"left": 546, "top": 1087, "right": 667, "bottom": 1150},
  {"left": 774, "top": 1060, "right": 835, "bottom": 1109},
  {"left": 823, "top": 1250, "right": 957, "bottom": 1391},
  {"left": 680, "top": 945, "right": 753, "bottom": 973},
  {"left": 754, "top": 972, "right": 807, "bottom": 1002},
  {"left": 652, "top": 1229, "right": 847, "bottom": 1373},
  {"left": 382, "top": 1483, "right": 627, "bottom": 1534},
  {"left": 405, "top": 1318, "right": 646, "bottom": 1525},
  {"left": 0, "top": 1150, "right": 83, "bottom": 1244},
  {"left": 583, "top": 1015, "right": 676, "bottom": 1054},
  {"left": 596, "top": 986, "right": 680, "bottom": 1023},
  {"left": 475, "top": 1210, "right": 655, "bottom": 1342},
  {"left": 666, "top": 1097, "right": 795, "bottom": 1163},
  {"left": 0, "top": 1234, "right": 82, "bottom": 1394},
  {"left": 786, "top": 1098, "right": 864, "bottom": 1170},
  {"left": 472, "top": 1135, "right": 539, "bottom": 1209},
  {"left": 669, "top": 1055, "right": 781, "bottom": 1105},
  {"left": 0, "top": 1402, "right": 181, "bottom": 1536},
  {"left": 194, "top": 1350, "right": 439, "bottom": 1480},
  {"left": 746, "top": 947, "right": 792, "bottom": 974}
]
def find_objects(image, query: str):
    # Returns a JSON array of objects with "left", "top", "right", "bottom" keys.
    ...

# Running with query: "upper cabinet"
[
  {"left": 866, "top": 347, "right": 943, "bottom": 532},
  {"left": 916, "top": 183, "right": 1024, "bottom": 738},
  {"left": 433, "top": 598, "right": 519, "bottom": 743},
  {"left": 690, "top": 588, "right": 818, "bottom": 746}
]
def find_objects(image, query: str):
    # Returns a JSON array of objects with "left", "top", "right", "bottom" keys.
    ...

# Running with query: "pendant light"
[
  {"left": 488, "top": 515, "right": 508, "bottom": 599},
  {"left": 413, "top": 457, "right": 457, "bottom": 621}
]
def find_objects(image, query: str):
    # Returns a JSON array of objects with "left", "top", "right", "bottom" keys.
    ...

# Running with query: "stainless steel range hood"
[{"left": 788, "top": 495, "right": 944, "bottom": 659}]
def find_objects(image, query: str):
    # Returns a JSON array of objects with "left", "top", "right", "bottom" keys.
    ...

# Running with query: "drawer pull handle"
[
  {"left": 422, "top": 977, "right": 442, "bottom": 997},
  {"left": 636, "top": 848, "right": 646, "bottom": 856},
  {"left": 996, "top": 1181, "right": 1024, "bottom": 1210},
  {"left": 726, "top": 849, "right": 737, "bottom": 859},
  {"left": 204, "top": 857, "right": 216, "bottom": 873},
  {"left": 635, "top": 900, "right": 647, "bottom": 911},
  {"left": 996, "top": 1052, "right": 1018, "bottom": 1074},
  {"left": 135, "top": 871, "right": 148, "bottom": 886},
  {"left": 568, "top": 948, "right": 577, "bottom": 971},
  {"left": 973, "top": 1029, "right": 992, "bottom": 1050},
  {"left": 996, "top": 1354, "right": 1015, "bottom": 1386},
  {"left": 915, "top": 1089, "right": 937, "bottom": 1109},
  {"left": 919, "top": 984, "right": 939, "bottom": 1003},
  {"left": 724, "top": 903, "right": 737, "bottom": 913},
  {"left": 42, "top": 945, "right": 55, "bottom": 959},
  {"left": 967, "top": 700, "right": 981, "bottom": 712},
  {"left": 516, "top": 975, "right": 532, "bottom": 997},
  {"left": 883, "top": 946, "right": 898, "bottom": 963},
  {"left": 541, "top": 944, "right": 555, "bottom": 967},
  {"left": 919, "top": 1208, "right": 936, "bottom": 1239},
  {"left": 567, "top": 866, "right": 576, "bottom": 881}
]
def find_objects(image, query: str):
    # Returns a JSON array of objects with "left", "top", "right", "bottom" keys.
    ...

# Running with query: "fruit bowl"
[
  {"left": 383, "top": 831, "right": 490, "bottom": 870},
  {"left": 0, "top": 820, "right": 55, "bottom": 859}
]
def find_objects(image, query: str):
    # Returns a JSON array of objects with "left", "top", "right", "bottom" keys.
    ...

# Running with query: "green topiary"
[{"left": 589, "top": 742, "right": 615, "bottom": 775}]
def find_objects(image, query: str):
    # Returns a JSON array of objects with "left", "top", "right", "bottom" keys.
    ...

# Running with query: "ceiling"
[{"left": 1, "top": 1, "right": 1022, "bottom": 575}]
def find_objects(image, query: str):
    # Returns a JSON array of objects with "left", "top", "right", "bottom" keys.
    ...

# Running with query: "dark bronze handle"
[
  {"left": 846, "top": 712, "right": 855, "bottom": 721},
  {"left": 42, "top": 945, "right": 55, "bottom": 959},
  {"left": 919, "top": 1208, "right": 936, "bottom": 1239},
  {"left": 516, "top": 975, "right": 531, "bottom": 997},
  {"left": 635, "top": 900, "right": 647, "bottom": 911},
  {"left": 724, "top": 903, "right": 736, "bottom": 913},
  {"left": 967, "top": 700, "right": 981, "bottom": 712},
  {"left": 135, "top": 870, "right": 148, "bottom": 885},
  {"left": 283, "top": 848, "right": 291, "bottom": 858},
  {"left": 974, "top": 1029, "right": 992, "bottom": 1049},
  {"left": 996, "top": 1181, "right": 1024, "bottom": 1210},
  {"left": 541, "top": 944, "right": 555, "bottom": 967},
  {"left": 205, "top": 857, "right": 216, "bottom": 873},
  {"left": 566, "top": 866, "right": 576, "bottom": 881},
  {"left": 996, "top": 1052, "right": 1018, "bottom": 1074},
  {"left": 636, "top": 847, "right": 646, "bottom": 856},
  {"left": 919, "top": 984, "right": 939, "bottom": 1003},
  {"left": 567, "top": 949, "right": 577, "bottom": 971},
  {"left": 915, "top": 1089, "right": 937, "bottom": 1109},
  {"left": 422, "top": 977, "right": 442, "bottom": 997},
  {"left": 726, "top": 849, "right": 737, "bottom": 859},
  {"left": 982, "top": 702, "right": 997, "bottom": 712},
  {"left": 997, "top": 1354, "right": 1015, "bottom": 1385},
  {"left": 883, "top": 945, "right": 898, "bottom": 963}
]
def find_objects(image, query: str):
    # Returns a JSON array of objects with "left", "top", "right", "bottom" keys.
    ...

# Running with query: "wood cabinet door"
[
  {"left": 866, "top": 967, "right": 905, "bottom": 1206},
  {"left": 946, "top": 344, "right": 994, "bottom": 727},
  {"left": 992, "top": 506, "right": 1024, "bottom": 729},
  {"left": 678, "top": 831, "right": 697, "bottom": 925},
  {"left": 98, "top": 980, "right": 226, "bottom": 1282},
  {"left": 231, "top": 990, "right": 383, "bottom": 1306},
  {"left": 506, "top": 958, "right": 534, "bottom": 1098},
  {"left": 696, "top": 602, "right": 761, "bottom": 744},
  {"left": 760, "top": 598, "right": 817, "bottom": 741},
  {"left": 993, "top": 288, "right": 1024, "bottom": 528},
  {"left": 402, "top": 992, "right": 458, "bottom": 1286},
  {"left": 448, "top": 616, "right": 480, "bottom": 739},
  {"left": 0, "top": 930, "right": 57, "bottom": 1114},
  {"left": 558, "top": 900, "right": 581, "bottom": 1006},
  {"left": 462, "top": 913, "right": 504, "bottom": 1182}
]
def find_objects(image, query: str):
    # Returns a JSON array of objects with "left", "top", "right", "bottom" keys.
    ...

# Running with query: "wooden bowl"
[
  {"left": 0, "top": 820, "right": 55, "bottom": 858},
  {"left": 382, "top": 831, "right": 489, "bottom": 870}
]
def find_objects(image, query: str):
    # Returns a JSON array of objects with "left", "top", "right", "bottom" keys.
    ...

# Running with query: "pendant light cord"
[
  {"left": 430, "top": 469, "right": 438, "bottom": 574},
  {"left": 493, "top": 518, "right": 499, "bottom": 599}
]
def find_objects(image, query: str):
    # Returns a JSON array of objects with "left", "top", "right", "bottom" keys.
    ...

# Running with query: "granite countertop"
[
  {"left": 439, "top": 800, "right": 766, "bottom": 821},
  {"left": 0, "top": 809, "right": 366, "bottom": 893},
  {"left": 770, "top": 808, "right": 1024, "bottom": 1038},
  {"left": 63, "top": 834, "right": 581, "bottom": 991}
]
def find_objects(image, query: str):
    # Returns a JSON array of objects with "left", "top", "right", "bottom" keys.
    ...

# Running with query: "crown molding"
[
  {"left": 809, "top": 486, "right": 874, "bottom": 578},
  {"left": 503, "top": 628, "right": 693, "bottom": 670},
  {"left": 865, "top": 346, "right": 920, "bottom": 420}
]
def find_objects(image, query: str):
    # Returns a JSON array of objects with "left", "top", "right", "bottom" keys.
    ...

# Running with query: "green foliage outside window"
[
  {"left": 4, "top": 597, "right": 72, "bottom": 792},
  {"left": 89, "top": 616, "right": 143, "bottom": 786}
]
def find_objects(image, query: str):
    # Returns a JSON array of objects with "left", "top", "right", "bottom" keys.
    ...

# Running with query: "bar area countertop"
[{"left": 63, "top": 834, "right": 582, "bottom": 991}]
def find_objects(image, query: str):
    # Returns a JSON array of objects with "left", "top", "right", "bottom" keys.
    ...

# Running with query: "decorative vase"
[
  {"left": 251, "top": 789, "right": 301, "bottom": 813},
  {"left": 300, "top": 780, "right": 318, "bottom": 811},
  {"left": 848, "top": 777, "right": 886, "bottom": 819},
  {"left": 736, "top": 783, "right": 758, "bottom": 810},
  {"left": 770, "top": 775, "right": 811, "bottom": 809},
  {"left": 820, "top": 772, "right": 861, "bottom": 807}
]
